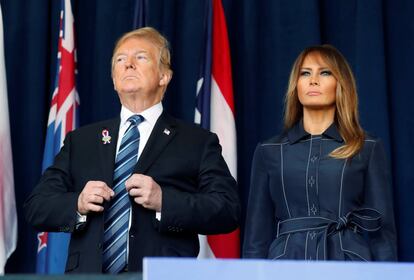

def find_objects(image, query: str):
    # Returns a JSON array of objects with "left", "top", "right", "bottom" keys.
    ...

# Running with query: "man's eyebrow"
[{"left": 115, "top": 50, "right": 149, "bottom": 56}]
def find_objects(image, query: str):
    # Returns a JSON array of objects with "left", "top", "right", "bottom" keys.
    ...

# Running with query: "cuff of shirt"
[
  {"left": 156, "top": 212, "right": 161, "bottom": 221},
  {"left": 75, "top": 211, "right": 87, "bottom": 230}
]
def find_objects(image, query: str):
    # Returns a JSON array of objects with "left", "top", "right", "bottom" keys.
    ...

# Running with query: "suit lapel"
[
  {"left": 97, "top": 118, "right": 120, "bottom": 187},
  {"left": 134, "top": 112, "right": 177, "bottom": 174}
]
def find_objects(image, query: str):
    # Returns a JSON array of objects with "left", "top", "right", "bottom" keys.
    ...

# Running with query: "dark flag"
[{"left": 133, "top": 0, "right": 146, "bottom": 28}]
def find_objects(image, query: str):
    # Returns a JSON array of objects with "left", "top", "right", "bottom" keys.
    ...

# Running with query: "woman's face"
[{"left": 297, "top": 52, "right": 337, "bottom": 110}]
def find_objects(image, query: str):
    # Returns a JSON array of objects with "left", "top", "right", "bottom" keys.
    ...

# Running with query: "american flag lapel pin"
[{"left": 163, "top": 128, "right": 170, "bottom": 136}]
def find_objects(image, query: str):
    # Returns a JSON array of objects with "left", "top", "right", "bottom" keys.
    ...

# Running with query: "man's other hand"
[
  {"left": 77, "top": 181, "right": 114, "bottom": 214},
  {"left": 125, "top": 174, "right": 162, "bottom": 212}
]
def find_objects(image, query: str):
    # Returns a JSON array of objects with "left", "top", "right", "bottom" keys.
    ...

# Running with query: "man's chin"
[{"left": 118, "top": 88, "right": 141, "bottom": 95}]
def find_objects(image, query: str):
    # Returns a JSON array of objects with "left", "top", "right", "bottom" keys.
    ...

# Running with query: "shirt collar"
[
  {"left": 120, "top": 102, "right": 163, "bottom": 126},
  {"left": 287, "top": 120, "right": 343, "bottom": 144},
  {"left": 323, "top": 122, "right": 343, "bottom": 142},
  {"left": 287, "top": 120, "right": 308, "bottom": 144}
]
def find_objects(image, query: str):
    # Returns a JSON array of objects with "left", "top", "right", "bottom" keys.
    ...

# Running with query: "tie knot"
[{"left": 128, "top": 114, "right": 143, "bottom": 126}]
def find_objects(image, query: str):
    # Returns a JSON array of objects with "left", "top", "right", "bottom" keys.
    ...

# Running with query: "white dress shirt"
[{"left": 116, "top": 102, "right": 163, "bottom": 159}]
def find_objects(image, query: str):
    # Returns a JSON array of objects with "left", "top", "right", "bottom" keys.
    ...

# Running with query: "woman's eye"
[
  {"left": 300, "top": 71, "right": 310, "bottom": 76},
  {"left": 320, "top": 70, "right": 332, "bottom": 76}
]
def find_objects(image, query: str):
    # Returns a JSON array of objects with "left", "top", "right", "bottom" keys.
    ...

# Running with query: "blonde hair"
[
  {"left": 284, "top": 44, "right": 365, "bottom": 159},
  {"left": 111, "top": 27, "right": 172, "bottom": 76}
]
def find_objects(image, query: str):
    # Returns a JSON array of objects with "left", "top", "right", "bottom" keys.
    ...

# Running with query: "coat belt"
[{"left": 276, "top": 208, "right": 382, "bottom": 260}]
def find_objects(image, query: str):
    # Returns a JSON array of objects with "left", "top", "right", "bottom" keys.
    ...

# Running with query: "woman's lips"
[{"left": 307, "top": 91, "right": 321, "bottom": 96}]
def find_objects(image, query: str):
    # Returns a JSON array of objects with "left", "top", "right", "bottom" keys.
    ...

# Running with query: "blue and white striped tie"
[{"left": 103, "top": 114, "right": 143, "bottom": 273}]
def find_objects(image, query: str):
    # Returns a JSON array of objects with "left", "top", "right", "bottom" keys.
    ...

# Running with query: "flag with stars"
[
  {"left": 36, "top": 0, "right": 79, "bottom": 273},
  {"left": 195, "top": 0, "right": 240, "bottom": 258}
]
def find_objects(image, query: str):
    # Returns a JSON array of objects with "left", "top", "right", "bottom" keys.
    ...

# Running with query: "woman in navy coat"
[{"left": 243, "top": 45, "right": 397, "bottom": 261}]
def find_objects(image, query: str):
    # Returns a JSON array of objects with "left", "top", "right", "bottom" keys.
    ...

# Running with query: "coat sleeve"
[
  {"left": 24, "top": 132, "right": 79, "bottom": 233},
  {"left": 242, "top": 144, "right": 276, "bottom": 258},
  {"left": 364, "top": 139, "right": 398, "bottom": 261},
  {"left": 159, "top": 132, "right": 240, "bottom": 235}
]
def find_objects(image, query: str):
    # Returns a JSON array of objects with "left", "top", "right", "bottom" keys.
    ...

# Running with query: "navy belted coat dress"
[{"left": 243, "top": 121, "right": 397, "bottom": 261}]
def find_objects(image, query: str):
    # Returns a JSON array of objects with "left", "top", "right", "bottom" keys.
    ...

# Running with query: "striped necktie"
[{"left": 103, "top": 114, "right": 143, "bottom": 273}]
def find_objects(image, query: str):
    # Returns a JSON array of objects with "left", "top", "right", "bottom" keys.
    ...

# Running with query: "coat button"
[{"left": 98, "top": 243, "right": 102, "bottom": 249}]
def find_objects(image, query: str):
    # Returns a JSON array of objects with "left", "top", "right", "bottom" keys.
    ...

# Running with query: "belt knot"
[{"left": 335, "top": 215, "right": 349, "bottom": 231}]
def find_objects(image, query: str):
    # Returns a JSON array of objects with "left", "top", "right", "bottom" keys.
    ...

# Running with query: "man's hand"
[
  {"left": 77, "top": 181, "right": 114, "bottom": 215},
  {"left": 125, "top": 174, "right": 162, "bottom": 212}
]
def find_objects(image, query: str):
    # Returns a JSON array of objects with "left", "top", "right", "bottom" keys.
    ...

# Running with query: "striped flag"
[
  {"left": 195, "top": 0, "right": 239, "bottom": 258},
  {"left": 36, "top": 0, "right": 79, "bottom": 273},
  {"left": 0, "top": 4, "right": 17, "bottom": 275}
]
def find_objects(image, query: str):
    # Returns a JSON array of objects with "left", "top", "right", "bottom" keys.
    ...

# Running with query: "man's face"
[{"left": 112, "top": 37, "right": 168, "bottom": 105}]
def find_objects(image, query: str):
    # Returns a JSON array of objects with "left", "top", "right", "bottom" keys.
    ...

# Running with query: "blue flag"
[
  {"left": 195, "top": 0, "right": 213, "bottom": 129},
  {"left": 36, "top": 0, "right": 79, "bottom": 274}
]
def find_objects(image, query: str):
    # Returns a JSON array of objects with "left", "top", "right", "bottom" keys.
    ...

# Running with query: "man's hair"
[
  {"left": 284, "top": 44, "right": 365, "bottom": 159},
  {"left": 111, "top": 27, "right": 171, "bottom": 76}
]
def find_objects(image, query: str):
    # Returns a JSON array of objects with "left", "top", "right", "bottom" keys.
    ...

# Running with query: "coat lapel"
[
  {"left": 134, "top": 112, "right": 177, "bottom": 174},
  {"left": 97, "top": 118, "right": 120, "bottom": 187}
]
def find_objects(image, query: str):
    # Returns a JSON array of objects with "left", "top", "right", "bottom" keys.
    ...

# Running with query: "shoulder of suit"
[
  {"left": 68, "top": 118, "right": 119, "bottom": 137},
  {"left": 164, "top": 114, "right": 213, "bottom": 137}
]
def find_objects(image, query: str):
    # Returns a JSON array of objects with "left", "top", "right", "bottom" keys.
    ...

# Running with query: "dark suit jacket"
[{"left": 24, "top": 112, "right": 240, "bottom": 273}]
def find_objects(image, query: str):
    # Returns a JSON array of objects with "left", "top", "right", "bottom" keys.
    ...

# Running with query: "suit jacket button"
[
  {"left": 98, "top": 243, "right": 102, "bottom": 249},
  {"left": 130, "top": 234, "right": 135, "bottom": 238}
]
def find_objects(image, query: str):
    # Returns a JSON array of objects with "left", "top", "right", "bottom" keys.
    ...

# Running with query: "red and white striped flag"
[
  {"left": 0, "top": 4, "right": 17, "bottom": 275},
  {"left": 195, "top": 0, "right": 239, "bottom": 258}
]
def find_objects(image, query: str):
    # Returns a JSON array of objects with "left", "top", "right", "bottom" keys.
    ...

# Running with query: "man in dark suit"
[{"left": 24, "top": 27, "right": 240, "bottom": 273}]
